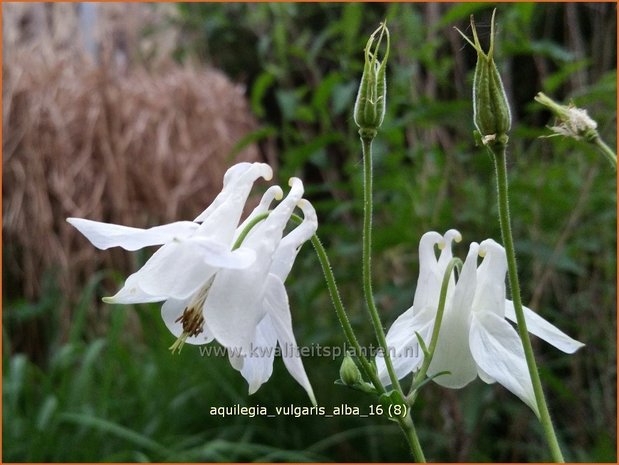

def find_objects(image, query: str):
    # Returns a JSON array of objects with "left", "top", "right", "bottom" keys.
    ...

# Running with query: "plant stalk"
[
  {"left": 490, "top": 144, "right": 565, "bottom": 462},
  {"left": 309, "top": 231, "right": 425, "bottom": 462},
  {"left": 592, "top": 136, "right": 617, "bottom": 169},
  {"left": 361, "top": 136, "right": 403, "bottom": 393},
  {"left": 398, "top": 413, "right": 426, "bottom": 462},
  {"left": 306, "top": 232, "right": 385, "bottom": 393},
  {"left": 360, "top": 137, "right": 426, "bottom": 462}
]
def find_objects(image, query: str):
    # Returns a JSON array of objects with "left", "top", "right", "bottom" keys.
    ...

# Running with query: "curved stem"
[
  {"left": 306, "top": 231, "right": 385, "bottom": 393},
  {"left": 361, "top": 136, "right": 403, "bottom": 393},
  {"left": 490, "top": 144, "right": 565, "bottom": 462},
  {"left": 592, "top": 136, "right": 617, "bottom": 169},
  {"left": 240, "top": 211, "right": 384, "bottom": 393},
  {"left": 305, "top": 227, "right": 426, "bottom": 462},
  {"left": 232, "top": 212, "right": 270, "bottom": 250},
  {"left": 251, "top": 208, "right": 425, "bottom": 461}
]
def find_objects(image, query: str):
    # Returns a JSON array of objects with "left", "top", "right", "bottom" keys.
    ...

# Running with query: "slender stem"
[
  {"left": 592, "top": 136, "right": 617, "bottom": 169},
  {"left": 361, "top": 136, "right": 403, "bottom": 393},
  {"left": 236, "top": 211, "right": 383, "bottom": 392},
  {"left": 358, "top": 138, "right": 427, "bottom": 461},
  {"left": 305, "top": 231, "right": 385, "bottom": 393},
  {"left": 490, "top": 144, "right": 565, "bottom": 462},
  {"left": 232, "top": 212, "right": 270, "bottom": 250},
  {"left": 304, "top": 226, "right": 426, "bottom": 462},
  {"left": 233, "top": 204, "right": 425, "bottom": 459},
  {"left": 398, "top": 413, "right": 426, "bottom": 462},
  {"left": 409, "top": 257, "right": 462, "bottom": 402}
]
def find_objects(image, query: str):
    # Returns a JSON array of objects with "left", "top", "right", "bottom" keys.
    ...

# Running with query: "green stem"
[
  {"left": 490, "top": 144, "right": 565, "bottom": 462},
  {"left": 305, "top": 231, "right": 384, "bottom": 393},
  {"left": 240, "top": 211, "right": 384, "bottom": 393},
  {"left": 242, "top": 208, "right": 426, "bottom": 461},
  {"left": 408, "top": 257, "right": 462, "bottom": 402},
  {"left": 232, "top": 212, "right": 270, "bottom": 250},
  {"left": 361, "top": 136, "right": 403, "bottom": 393},
  {"left": 592, "top": 136, "right": 617, "bottom": 169},
  {"left": 399, "top": 413, "right": 426, "bottom": 462},
  {"left": 306, "top": 228, "right": 425, "bottom": 462},
  {"left": 359, "top": 137, "right": 426, "bottom": 462}
]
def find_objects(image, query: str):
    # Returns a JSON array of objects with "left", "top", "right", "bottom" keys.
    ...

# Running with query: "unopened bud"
[
  {"left": 354, "top": 22, "right": 390, "bottom": 140},
  {"left": 339, "top": 355, "right": 363, "bottom": 386},
  {"left": 456, "top": 10, "right": 511, "bottom": 146}
]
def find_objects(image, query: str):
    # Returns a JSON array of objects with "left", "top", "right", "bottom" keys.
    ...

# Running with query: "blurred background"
[{"left": 2, "top": 2, "right": 616, "bottom": 462}]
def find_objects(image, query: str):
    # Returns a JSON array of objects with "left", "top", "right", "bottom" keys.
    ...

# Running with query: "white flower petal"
[
  {"left": 203, "top": 266, "right": 266, "bottom": 355},
  {"left": 223, "top": 161, "right": 273, "bottom": 185},
  {"left": 376, "top": 305, "right": 435, "bottom": 385},
  {"left": 454, "top": 242, "right": 479, "bottom": 312},
  {"left": 228, "top": 352, "right": 244, "bottom": 371},
  {"left": 427, "top": 243, "right": 479, "bottom": 388},
  {"left": 234, "top": 185, "right": 284, "bottom": 243},
  {"left": 474, "top": 239, "right": 508, "bottom": 318},
  {"left": 263, "top": 273, "right": 316, "bottom": 405},
  {"left": 160, "top": 296, "right": 213, "bottom": 345},
  {"left": 103, "top": 273, "right": 168, "bottom": 304},
  {"left": 244, "top": 178, "right": 305, "bottom": 252},
  {"left": 107, "top": 237, "right": 252, "bottom": 303},
  {"left": 435, "top": 229, "right": 462, "bottom": 302},
  {"left": 67, "top": 218, "right": 198, "bottom": 251},
  {"left": 505, "top": 301, "right": 585, "bottom": 354},
  {"left": 194, "top": 163, "right": 273, "bottom": 246},
  {"left": 192, "top": 237, "right": 256, "bottom": 269},
  {"left": 269, "top": 199, "right": 317, "bottom": 282},
  {"left": 412, "top": 231, "right": 443, "bottom": 312},
  {"left": 470, "top": 311, "right": 539, "bottom": 416},
  {"left": 135, "top": 240, "right": 218, "bottom": 300},
  {"left": 477, "top": 366, "right": 496, "bottom": 384},
  {"left": 240, "top": 315, "right": 278, "bottom": 394},
  {"left": 437, "top": 229, "right": 462, "bottom": 270}
]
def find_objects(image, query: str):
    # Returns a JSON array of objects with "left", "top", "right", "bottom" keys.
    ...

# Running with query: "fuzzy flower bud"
[
  {"left": 457, "top": 10, "right": 511, "bottom": 146},
  {"left": 354, "top": 22, "right": 390, "bottom": 140},
  {"left": 534, "top": 92, "right": 598, "bottom": 141},
  {"left": 339, "top": 354, "right": 363, "bottom": 386}
]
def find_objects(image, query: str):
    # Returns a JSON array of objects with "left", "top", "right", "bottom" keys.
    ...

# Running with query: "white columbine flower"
[
  {"left": 377, "top": 230, "right": 584, "bottom": 414},
  {"left": 68, "top": 164, "right": 317, "bottom": 402},
  {"left": 161, "top": 177, "right": 317, "bottom": 402},
  {"left": 67, "top": 162, "right": 273, "bottom": 309}
]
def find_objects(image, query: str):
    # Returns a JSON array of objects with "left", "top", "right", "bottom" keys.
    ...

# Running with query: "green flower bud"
[
  {"left": 457, "top": 10, "right": 511, "bottom": 146},
  {"left": 339, "top": 354, "right": 363, "bottom": 386},
  {"left": 354, "top": 22, "right": 390, "bottom": 140}
]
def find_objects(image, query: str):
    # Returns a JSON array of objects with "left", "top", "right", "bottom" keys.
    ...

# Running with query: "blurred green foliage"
[{"left": 4, "top": 3, "right": 616, "bottom": 462}]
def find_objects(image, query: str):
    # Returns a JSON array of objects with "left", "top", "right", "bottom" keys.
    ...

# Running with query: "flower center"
[
  {"left": 178, "top": 306, "right": 206, "bottom": 337},
  {"left": 169, "top": 276, "right": 214, "bottom": 354}
]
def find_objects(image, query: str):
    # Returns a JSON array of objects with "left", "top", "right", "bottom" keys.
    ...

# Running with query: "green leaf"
[
  {"left": 225, "top": 126, "right": 276, "bottom": 162},
  {"left": 411, "top": 370, "right": 451, "bottom": 393},
  {"left": 251, "top": 72, "right": 276, "bottom": 118},
  {"left": 58, "top": 412, "right": 170, "bottom": 458},
  {"left": 439, "top": 3, "right": 492, "bottom": 28},
  {"left": 36, "top": 395, "right": 59, "bottom": 431}
]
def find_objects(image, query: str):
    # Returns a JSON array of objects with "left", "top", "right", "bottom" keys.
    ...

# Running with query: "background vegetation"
[{"left": 3, "top": 3, "right": 616, "bottom": 462}]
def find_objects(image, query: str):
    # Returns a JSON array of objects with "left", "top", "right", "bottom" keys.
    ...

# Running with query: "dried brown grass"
[{"left": 3, "top": 49, "right": 266, "bottom": 327}]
